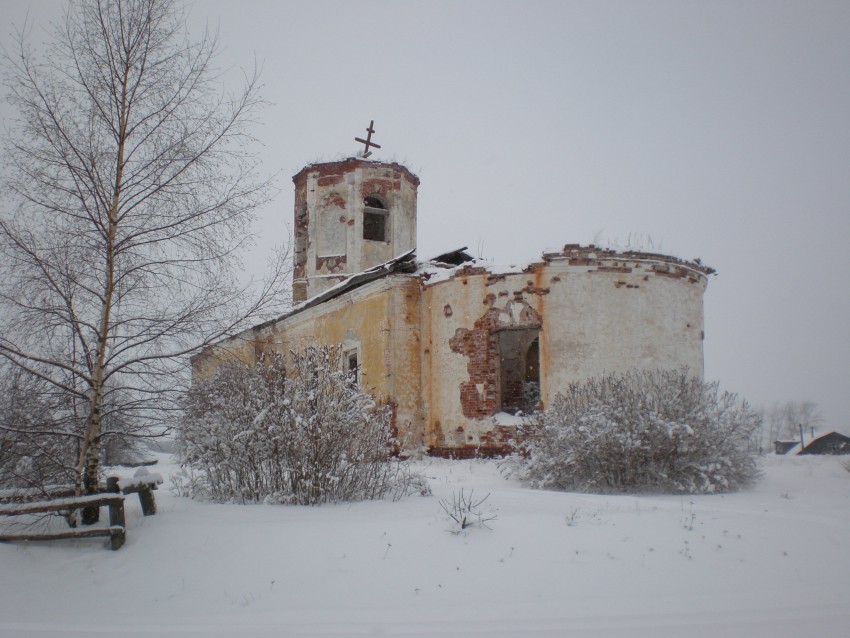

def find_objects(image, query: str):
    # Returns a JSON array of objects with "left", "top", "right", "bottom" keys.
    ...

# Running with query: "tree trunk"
[
  {"left": 80, "top": 435, "right": 102, "bottom": 524},
  {"left": 77, "top": 60, "right": 128, "bottom": 524}
]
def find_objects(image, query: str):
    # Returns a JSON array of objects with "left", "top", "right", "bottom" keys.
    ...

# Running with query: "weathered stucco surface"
[
  {"left": 193, "top": 159, "right": 713, "bottom": 458},
  {"left": 292, "top": 159, "right": 419, "bottom": 303},
  {"left": 191, "top": 276, "right": 424, "bottom": 448},
  {"left": 420, "top": 247, "right": 709, "bottom": 455},
  {"left": 193, "top": 246, "right": 709, "bottom": 457}
]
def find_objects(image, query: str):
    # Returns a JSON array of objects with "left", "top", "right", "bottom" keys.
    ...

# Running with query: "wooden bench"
[
  {"left": 0, "top": 494, "right": 127, "bottom": 550},
  {"left": 107, "top": 471, "right": 163, "bottom": 516},
  {"left": 0, "top": 470, "right": 162, "bottom": 550}
]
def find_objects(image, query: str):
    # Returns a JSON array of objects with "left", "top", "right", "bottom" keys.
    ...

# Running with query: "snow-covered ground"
[{"left": 1, "top": 453, "right": 848, "bottom": 637}]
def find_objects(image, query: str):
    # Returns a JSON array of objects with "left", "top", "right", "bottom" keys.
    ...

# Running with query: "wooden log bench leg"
[
  {"left": 108, "top": 499, "right": 126, "bottom": 550},
  {"left": 137, "top": 486, "right": 156, "bottom": 516},
  {"left": 109, "top": 527, "right": 126, "bottom": 550},
  {"left": 107, "top": 475, "right": 159, "bottom": 516}
]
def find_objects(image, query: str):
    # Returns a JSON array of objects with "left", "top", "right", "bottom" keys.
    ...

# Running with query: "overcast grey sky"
[{"left": 3, "top": 0, "right": 849, "bottom": 430}]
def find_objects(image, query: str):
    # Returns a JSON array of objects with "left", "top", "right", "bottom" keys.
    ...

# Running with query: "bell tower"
[{"left": 292, "top": 158, "right": 420, "bottom": 302}]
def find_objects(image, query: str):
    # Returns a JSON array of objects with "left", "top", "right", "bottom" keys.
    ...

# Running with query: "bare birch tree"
[{"left": 0, "top": 0, "right": 288, "bottom": 520}]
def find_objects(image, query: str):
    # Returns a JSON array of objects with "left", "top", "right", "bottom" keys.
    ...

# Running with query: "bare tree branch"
[{"left": 0, "top": 0, "right": 290, "bottom": 506}]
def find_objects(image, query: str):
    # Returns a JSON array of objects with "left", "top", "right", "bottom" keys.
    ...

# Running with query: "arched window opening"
[{"left": 363, "top": 195, "right": 388, "bottom": 242}]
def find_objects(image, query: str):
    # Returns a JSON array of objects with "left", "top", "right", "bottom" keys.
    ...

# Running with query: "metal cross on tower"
[{"left": 354, "top": 120, "right": 381, "bottom": 158}]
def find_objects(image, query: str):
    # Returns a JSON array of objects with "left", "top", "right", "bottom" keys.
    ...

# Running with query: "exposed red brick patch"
[
  {"left": 520, "top": 283, "right": 550, "bottom": 295},
  {"left": 318, "top": 175, "right": 343, "bottom": 187},
  {"left": 595, "top": 265, "right": 632, "bottom": 273},
  {"left": 479, "top": 424, "right": 518, "bottom": 453},
  {"left": 428, "top": 443, "right": 512, "bottom": 459},
  {"left": 652, "top": 265, "right": 686, "bottom": 279},
  {"left": 614, "top": 281, "right": 640, "bottom": 289},
  {"left": 544, "top": 244, "right": 714, "bottom": 277},
  {"left": 449, "top": 307, "right": 502, "bottom": 418},
  {"left": 449, "top": 300, "right": 542, "bottom": 419},
  {"left": 361, "top": 178, "right": 396, "bottom": 199},
  {"left": 316, "top": 255, "right": 347, "bottom": 273},
  {"left": 292, "top": 158, "right": 420, "bottom": 189},
  {"left": 332, "top": 196, "right": 346, "bottom": 209}
]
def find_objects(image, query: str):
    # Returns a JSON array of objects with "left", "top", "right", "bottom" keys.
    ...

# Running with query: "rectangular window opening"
[
  {"left": 498, "top": 329, "right": 540, "bottom": 414},
  {"left": 363, "top": 209, "right": 387, "bottom": 242},
  {"left": 347, "top": 351, "right": 359, "bottom": 387}
]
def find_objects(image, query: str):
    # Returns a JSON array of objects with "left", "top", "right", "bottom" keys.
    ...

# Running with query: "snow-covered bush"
[
  {"left": 505, "top": 369, "right": 761, "bottom": 494},
  {"left": 177, "top": 346, "right": 424, "bottom": 504}
]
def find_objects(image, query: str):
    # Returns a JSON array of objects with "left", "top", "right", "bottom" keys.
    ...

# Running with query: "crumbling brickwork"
[
  {"left": 198, "top": 159, "right": 713, "bottom": 460},
  {"left": 291, "top": 158, "right": 419, "bottom": 301},
  {"left": 449, "top": 299, "right": 543, "bottom": 419},
  {"left": 449, "top": 308, "right": 502, "bottom": 418}
]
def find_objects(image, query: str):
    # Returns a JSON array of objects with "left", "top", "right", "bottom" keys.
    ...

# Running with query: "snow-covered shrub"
[
  {"left": 177, "top": 346, "right": 425, "bottom": 504},
  {"left": 505, "top": 369, "right": 762, "bottom": 494}
]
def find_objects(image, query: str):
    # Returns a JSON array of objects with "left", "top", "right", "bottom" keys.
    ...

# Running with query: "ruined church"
[{"left": 192, "top": 157, "right": 714, "bottom": 457}]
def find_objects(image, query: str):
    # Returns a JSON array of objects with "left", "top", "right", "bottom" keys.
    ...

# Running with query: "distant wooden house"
[
  {"left": 777, "top": 432, "right": 850, "bottom": 455},
  {"left": 774, "top": 440, "right": 799, "bottom": 455},
  {"left": 800, "top": 432, "right": 850, "bottom": 455}
]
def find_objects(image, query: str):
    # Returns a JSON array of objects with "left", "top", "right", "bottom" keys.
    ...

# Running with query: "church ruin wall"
[{"left": 421, "top": 246, "right": 712, "bottom": 457}]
